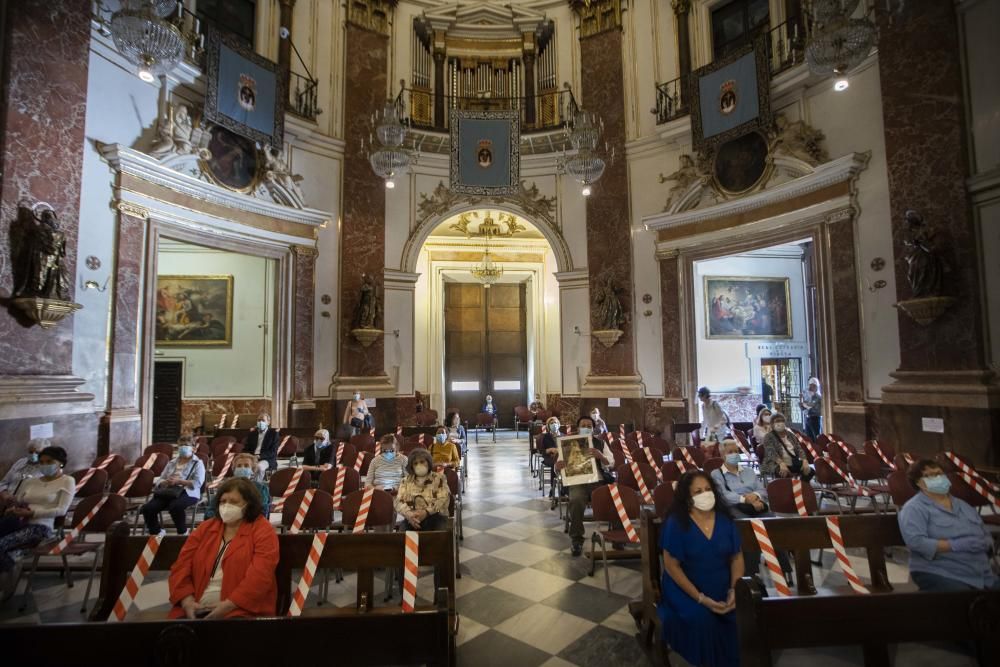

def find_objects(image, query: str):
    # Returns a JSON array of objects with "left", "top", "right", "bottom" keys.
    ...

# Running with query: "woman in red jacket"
[{"left": 168, "top": 477, "right": 278, "bottom": 619}]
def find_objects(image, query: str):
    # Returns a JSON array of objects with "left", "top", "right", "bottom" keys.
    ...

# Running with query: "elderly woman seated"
[
  {"left": 759, "top": 413, "right": 814, "bottom": 482},
  {"left": 366, "top": 435, "right": 408, "bottom": 491},
  {"left": 898, "top": 459, "right": 998, "bottom": 592},
  {"left": 204, "top": 453, "right": 271, "bottom": 519},
  {"left": 394, "top": 448, "right": 451, "bottom": 532}
]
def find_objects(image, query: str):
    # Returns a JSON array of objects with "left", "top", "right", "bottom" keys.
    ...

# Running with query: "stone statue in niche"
[
  {"left": 902, "top": 209, "right": 945, "bottom": 298},
  {"left": 11, "top": 202, "right": 70, "bottom": 300},
  {"left": 595, "top": 273, "right": 626, "bottom": 331},
  {"left": 659, "top": 154, "right": 702, "bottom": 211},
  {"left": 354, "top": 273, "right": 380, "bottom": 330},
  {"left": 771, "top": 113, "right": 829, "bottom": 166},
  {"left": 262, "top": 144, "right": 306, "bottom": 208}
]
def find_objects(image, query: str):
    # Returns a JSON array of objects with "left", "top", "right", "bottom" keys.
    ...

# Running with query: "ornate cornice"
[
  {"left": 114, "top": 200, "right": 149, "bottom": 220},
  {"left": 417, "top": 179, "right": 557, "bottom": 228}
]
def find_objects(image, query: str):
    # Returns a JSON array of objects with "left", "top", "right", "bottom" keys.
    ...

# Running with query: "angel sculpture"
[
  {"left": 659, "top": 154, "right": 701, "bottom": 211},
  {"left": 11, "top": 202, "right": 70, "bottom": 301},
  {"left": 595, "top": 273, "right": 626, "bottom": 331}
]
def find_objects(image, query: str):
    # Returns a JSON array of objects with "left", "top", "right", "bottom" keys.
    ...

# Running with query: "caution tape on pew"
[
  {"left": 794, "top": 431, "right": 820, "bottom": 462},
  {"left": 750, "top": 519, "right": 792, "bottom": 597},
  {"left": 944, "top": 451, "right": 1000, "bottom": 496},
  {"left": 75, "top": 455, "right": 117, "bottom": 493},
  {"left": 290, "top": 489, "right": 316, "bottom": 534},
  {"left": 288, "top": 531, "right": 327, "bottom": 616},
  {"left": 826, "top": 516, "right": 870, "bottom": 594},
  {"left": 331, "top": 466, "right": 347, "bottom": 509},
  {"left": 642, "top": 447, "right": 664, "bottom": 482},
  {"left": 608, "top": 483, "right": 639, "bottom": 543},
  {"left": 109, "top": 534, "right": 163, "bottom": 622},
  {"left": 353, "top": 487, "right": 374, "bottom": 533},
  {"left": 271, "top": 468, "right": 305, "bottom": 512},
  {"left": 822, "top": 455, "right": 873, "bottom": 497},
  {"left": 870, "top": 440, "right": 895, "bottom": 470},
  {"left": 678, "top": 446, "right": 699, "bottom": 470},
  {"left": 629, "top": 461, "right": 653, "bottom": 504},
  {"left": 953, "top": 470, "right": 1000, "bottom": 513},
  {"left": 207, "top": 453, "right": 236, "bottom": 490},
  {"left": 401, "top": 531, "right": 419, "bottom": 613},
  {"left": 791, "top": 478, "right": 808, "bottom": 517}
]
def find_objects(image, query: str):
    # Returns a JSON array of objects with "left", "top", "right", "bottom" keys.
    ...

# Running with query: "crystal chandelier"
[
  {"left": 109, "top": 0, "right": 185, "bottom": 83},
  {"left": 561, "top": 109, "right": 615, "bottom": 196},
  {"left": 804, "top": 0, "right": 876, "bottom": 90},
  {"left": 470, "top": 245, "right": 503, "bottom": 288},
  {"left": 362, "top": 101, "right": 417, "bottom": 189}
]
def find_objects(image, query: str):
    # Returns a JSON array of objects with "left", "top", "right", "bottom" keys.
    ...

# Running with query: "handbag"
[
  {"left": 350, "top": 417, "right": 364, "bottom": 429},
  {"left": 153, "top": 459, "right": 198, "bottom": 501}
]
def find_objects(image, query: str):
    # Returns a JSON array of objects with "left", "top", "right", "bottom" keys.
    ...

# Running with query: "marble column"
[
  {"left": 290, "top": 245, "right": 316, "bottom": 427},
  {"left": 875, "top": 1, "right": 1000, "bottom": 463},
  {"left": 579, "top": 21, "right": 641, "bottom": 397},
  {"left": 657, "top": 250, "right": 689, "bottom": 436}
]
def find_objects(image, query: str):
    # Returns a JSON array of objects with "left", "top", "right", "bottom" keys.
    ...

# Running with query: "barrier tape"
[
  {"left": 396, "top": 426, "right": 403, "bottom": 438},
  {"left": 955, "top": 470, "right": 1000, "bottom": 513},
  {"left": 288, "top": 531, "right": 328, "bottom": 616},
  {"left": 217, "top": 413, "right": 227, "bottom": 429},
  {"left": 75, "top": 455, "right": 116, "bottom": 493},
  {"left": 374, "top": 442, "right": 382, "bottom": 457},
  {"left": 608, "top": 484, "right": 639, "bottom": 543},
  {"left": 353, "top": 452, "right": 365, "bottom": 473},
  {"left": 832, "top": 437, "right": 855, "bottom": 459},
  {"left": 109, "top": 534, "right": 163, "bottom": 622},
  {"left": 418, "top": 434, "right": 425, "bottom": 446},
  {"left": 902, "top": 453, "right": 914, "bottom": 466},
  {"left": 944, "top": 452, "right": 1000, "bottom": 495},
  {"left": 636, "top": 432, "right": 644, "bottom": 448},
  {"left": 750, "top": 519, "right": 792, "bottom": 596},
  {"left": 208, "top": 453, "right": 235, "bottom": 490},
  {"left": 619, "top": 424, "right": 626, "bottom": 440},
  {"left": 336, "top": 443, "right": 345, "bottom": 465},
  {"left": 290, "top": 489, "right": 316, "bottom": 534},
  {"left": 870, "top": 440, "right": 895, "bottom": 470},
  {"left": 353, "top": 487, "right": 374, "bottom": 533},
  {"left": 401, "top": 531, "right": 419, "bottom": 613},
  {"left": 675, "top": 459, "right": 690, "bottom": 475},
  {"left": 791, "top": 478, "right": 809, "bottom": 517},
  {"left": 369, "top": 427, "right": 375, "bottom": 437},
  {"left": 622, "top": 447, "right": 634, "bottom": 465},
  {"left": 222, "top": 442, "right": 234, "bottom": 459},
  {"left": 794, "top": 431, "right": 820, "bottom": 462},
  {"left": 331, "top": 466, "right": 347, "bottom": 509},
  {"left": 629, "top": 461, "right": 653, "bottom": 504},
  {"left": 826, "top": 516, "right": 870, "bottom": 594},
  {"left": 823, "top": 456, "right": 872, "bottom": 497},
  {"left": 278, "top": 436, "right": 291, "bottom": 456},
  {"left": 271, "top": 468, "right": 305, "bottom": 512},
  {"left": 678, "top": 447, "right": 699, "bottom": 469},
  {"left": 116, "top": 467, "right": 144, "bottom": 498},
  {"left": 734, "top": 435, "right": 752, "bottom": 458},
  {"left": 141, "top": 455, "right": 157, "bottom": 470},
  {"left": 50, "top": 495, "right": 111, "bottom": 555},
  {"left": 642, "top": 447, "right": 664, "bottom": 482},
  {"left": 230, "top": 415, "right": 238, "bottom": 429}
]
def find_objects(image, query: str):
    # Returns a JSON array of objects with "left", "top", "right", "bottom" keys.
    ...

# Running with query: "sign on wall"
[{"left": 449, "top": 109, "right": 520, "bottom": 196}]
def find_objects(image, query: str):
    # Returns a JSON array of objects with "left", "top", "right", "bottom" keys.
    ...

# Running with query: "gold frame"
[
  {"left": 155, "top": 274, "right": 235, "bottom": 347},
  {"left": 703, "top": 275, "right": 792, "bottom": 340},
  {"left": 199, "top": 126, "right": 263, "bottom": 194}
]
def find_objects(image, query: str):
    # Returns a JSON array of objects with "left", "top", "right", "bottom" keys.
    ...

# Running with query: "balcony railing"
[
  {"left": 653, "top": 16, "right": 808, "bottom": 126},
  {"left": 394, "top": 85, "right": 579, "bottom": 135},
  {"left": 288, "top": 71, "right": 320, "bottom": 120}
]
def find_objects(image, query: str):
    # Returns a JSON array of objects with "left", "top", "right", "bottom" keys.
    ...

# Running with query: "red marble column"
[
  {"left": 580, "top": 27, "right": 636, "bottom": 378},
  {"left": 658, "top": 252, "right": 688, "bottom": 433},
  {"left": 290, "top": 245, "right": 316, "bottom": 428},
  {"left": 0, "top": 0, "right": 91, "bottom": 373}
]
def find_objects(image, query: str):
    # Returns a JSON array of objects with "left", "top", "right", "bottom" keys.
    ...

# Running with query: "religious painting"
[
  {"left": 204, "top": 26, "right": 287, "bottom": 148},
  {"left": 704, "top": 276, "right": 791, "bottom": 339},
  {"left": 557, "top": 434, "right": 602, "bottom": 487},
  {"left": 690, "top": 36, "right": 771, "bottom": 154},
  {"left": 713, "top": 131, "right": 770, "bottom": 194},
  {"left": 155, "top": 275, "right": 234, "bottom": 347},
  {"left": 202, "top": 125, "right": 260, "bottom": 192},
  {"left": 450, "top": 109, "right": 520, "bottom": 196}
]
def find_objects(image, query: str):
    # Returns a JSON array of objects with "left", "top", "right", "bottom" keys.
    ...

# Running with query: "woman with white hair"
[
  {"left": 0, "top": 438, "right": 47, "bottom": 497},
  {"left": 800, "top": 378, "right": 822, "bottom": 441}
]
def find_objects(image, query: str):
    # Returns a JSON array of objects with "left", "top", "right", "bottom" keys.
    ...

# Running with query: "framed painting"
[
  {"left": 201, "top": 125, "right": 261, "bottom": 192},
  {"left": 449, "top": 109, "right": 520, "bottom": 196},
  {"left": 204, "top": 26, "right": 287, "bottom": 149},
  {"left": 557, "top": 434, "right": 602, "bottom": 487},
  {"left": 155, "top": 275, "right": 234, "bottom": 347},
  {"left": 704, "top": 276, "right": 791, "bottom": 339}
]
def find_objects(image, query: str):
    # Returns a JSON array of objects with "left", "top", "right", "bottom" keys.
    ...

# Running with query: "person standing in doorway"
[
  {"left": 761, "top": 379, "right": 774, "bottom": 410},
  {"left": 800, "top": 378, "right": 822, "bottom": 441}
]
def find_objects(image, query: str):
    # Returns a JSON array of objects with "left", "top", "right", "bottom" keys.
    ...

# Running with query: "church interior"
[{"left": 1, "top": 0, "right": 999, "bottom": 665}]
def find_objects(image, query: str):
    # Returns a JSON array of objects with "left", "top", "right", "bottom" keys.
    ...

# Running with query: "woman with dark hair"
[
  {"left": 444, "top": 411, "right": 466, "bottom": 454},
  {"left": 0, "top": 446, "right": 74, "bottom": 600},
  {"left": 430, "top": 426, "right": 461, "bottom": 468},
  {"left": 394, "top": 448, "right": 450, "bottom": 531},
  {"left": 658, "top": 471, "right": 743, "bottom": 667},
  {"left": 168, "top": 478, "right": 278, "bottom": 619}
]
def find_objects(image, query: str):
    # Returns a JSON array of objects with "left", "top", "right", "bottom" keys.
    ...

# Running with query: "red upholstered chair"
[
  {"left": 887, "top": 470, "right": 916, "bottom": 509},
  {"left": 109, "top": 467, "right": 156, "bottom": 529},
  {"left": 212, "top": 452, "right": 238, "bottom": 478},
  {"left": 588, "top": 484, "right": 642, "bottom": 593},
  {"left": 351, "top": 451, "right": 375, "bottom": 478},
  {"left": 317, "top": 465, "right": 361, "bottom": 499},
  {"left": 210, "top": 435, "right": 237, "bottom": 449},
  {"left": 91, "top": 454, "right": 127, "bottom": 479},
  {"left": 702, "top": 457, "right": 725, "bottom": 474},
  {"left": 134, "top": 451, "right": 168, "bottom": 477},
  {"left": 277, "top": 435, "right": 299, "bottom": 458},
  {"left": 671, "top": 445, "right": 705, "bottom": 468},
  {"left": 268, "top": 466, "right": 312, "bottom": 499},
  {"left": 70, "top": 468, "right": 109, "bottom": 499},
  {"left": 210, "top": 438, "right": 244, "bottom": 461},
  {"left": 660, "top": 461, "right": 684, "bottom": 483},
  {"left": 146, "top": 443, "right": 175, "bottom": 458},
  {"left": 615, "top": 463, "right": 658, "bottom": 500},
  {"left": 339, "top": 488, "right": 395, "bottom": 532},
  {"left": 514, "top": 405, "right": 533, "bottom": 437},
  {"left": 279, "top": 489, "right": 335, "bottom": 532},
  {"left": 864, "top": 439, "right": 895, "bottom": 463},
  {"left": 443, "top": 467, "right": 463, "bottom": 543},
  {"left": 350, "top": 434, "right": 375, "bottom": 451},
  {"left": 893, "top": 453, "right": 915, "bottom": 473},
  {"left": 414, "top": 411, "right": 438, "bottom": 427},
  {"left": 813, "top": 458, "right": 872, "bottom": 513},
  {"left": 653, "top": 482, "right": 675, "bottom": 519},
  {"left": 474, "top": 412, "right": 497, "bottom": 443},
  {"left": 766, "top": 478, "right": 819, "bottom": 516},
  {"left": 847, "top": 453, "right": 891, "bottom": 497}
]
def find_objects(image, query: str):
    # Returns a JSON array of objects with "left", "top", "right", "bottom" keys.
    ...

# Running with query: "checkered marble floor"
[{"left": 0, "top": 432, "right": 980, "bottom": 666}]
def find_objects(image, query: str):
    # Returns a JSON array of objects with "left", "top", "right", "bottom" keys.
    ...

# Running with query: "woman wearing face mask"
[
  {"left": 343, "top": 390, "right": 370, "bottom": 435},
  {"left": 169, "top": 478, "right": 278, "bottom": 619},
  {"left": 898, "top": 460, "right": 998, "bottom": 592},
  {"left": 430, "top": 427, "right": 461, "bottom": 468},
  {"left": 537, "top": 416, "right": 563, "bottom": 500},
  {"left": 394, "top": 449, "right": 451, "bottom": 531},
  {"left": 0, "top": 438, "right": 47, "bottom": 498},
  {"left": 760, "top": 413, "right": 814, "bottom": 482},
  {"left": 0, "top": 446, "right": 74, "bottom": 600},
  {"left": 588, "top": 408, "right": 609, "bottom": 436},
  {"left": 141, "top": 436, "right": 206, "bottom": 537},
  {"left": 658, "top": 471, "right": 743, "bottom": 667},
  {"left": 204, "top": 454, "right": 271, "bottom": 519},
  {"left": 752, "top": 408, "right": 772, "bottom": 445},
  {"left": 444, "top": 412, "right": 466, "bottom": 450},
  {"left": 365, "top": 435, "right": 407, "bottom": 491}
]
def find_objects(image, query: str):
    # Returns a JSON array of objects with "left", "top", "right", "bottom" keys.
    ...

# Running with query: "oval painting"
[
  {"left": 204, "top": 125, "right": 259, "bottom": 192},
  {"left": 714, "top": 131, "right": 769, "bottom": 195}
]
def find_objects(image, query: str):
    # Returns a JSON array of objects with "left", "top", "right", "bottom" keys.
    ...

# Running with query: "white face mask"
[
  {"left": 692, "top": 492, "right": 716, "bottom": 512},
  {"left": 414, "top": 463, "right": 430, "bottom": 477},
  {"left": 218, "top": 502, "right": 245, "bottom": 524},
  {"left": 353, "top": 394, "right": 361, "bottom": 401}
]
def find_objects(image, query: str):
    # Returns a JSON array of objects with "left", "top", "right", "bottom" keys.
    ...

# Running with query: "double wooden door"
[{"left": 444, "top": 283, "right": 527, "bottom": 429}]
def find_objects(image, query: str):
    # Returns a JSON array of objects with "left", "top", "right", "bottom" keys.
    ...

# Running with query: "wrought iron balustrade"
[{"left": 394, "top": 85, "right": 579, "bottom": 134}]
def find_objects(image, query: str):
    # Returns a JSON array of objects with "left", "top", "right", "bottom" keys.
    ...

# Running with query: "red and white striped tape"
[
  {"left": 271, "top": 468, "right": 305, "bottom": 511},
  {"left": 290, "top": 489, "right": 316, "bottom": 534},
  {"left": 619, "top": 424, "right": 626, "bottom": 440},
  {"left": 642, "top": 447, "right": 664, "bottom": 482},
  {"left": 116, "top": 467, "right": 144, "bottom": 497},
  {"left": 331, "top": 466, "right": 347, "bottom": 509},
  {"left": 678, "top": 447, "right": 698, "bottom": 469},
  {"left": 401, "top": 531, "right": 419, "bottom": 613},
  {"left": 288, "top": 531, "right": 327, "bottom": 616},
  {"left": 217, "top": 413, "right": 227, "bottom": 429},
  {"left": 208, "top": 453, "right": 235, "bottom": 490},
  {"left": 353, "top": 487, "right": 374, "bottom": 533},
  {"left": 750, "top": 519, "right": 792, "bottom": 597},
  {"left": 335, "top": 442, "right": 345, "bottom": 465},
  {"left": 870, "top": 440, "right": 895, "bottom": 470},
  {"left": 109, "top": 534, "right": 163, "bottom": 622},
  {"left": 823, "top": 456, "right": 872, "bottom": 497},
  {"left": 791, "top": 478, "right": 809, "bottom": 517},
  {"left": 374, "top": 441, "right": 382, "bottom": 457},
  {"left": 944, "top": 452, "right": 1000, "bottom": 495},
  {"left": 353, "top": 452, "right": 365, "bottom": 473},
  {"left": 222, "top": 441, "right": 234, "bottom": 459},
  {"left": 826, "top": 516, "right": 870, "bottom": 594},
  {"left": 608, "top": 484, "right": 639, "bottom": 543},
  {"left": 369, "top": 427, "right": 375, "bottom": 436},
  {"left": 955, "top": 470, "right": 1000, "bottom": 512},
  {"left": 734, "top": 435, "right": 752, "bottom": 458},
  {"left": 636, "top": 432, "right": 644, "bottom": 448},
  {"left": 418, "top": 434, "right": 425, "bottom": 446},
  {"left": 396, "top": 425, "right": 403, "bottom": 438},
  {"left": 629, "top": 461, "right": 653, "bottom": 504},
  {"left": 279, "top": 435, "right": 291, "bottom": 455},
  {"left": 675, "top": 459, "right": 690, "bottom": 475},
  {"left": 230, "top": 415, "right": 239, "bottom": 428},
  {"left": 902, "top": 453, "right": 914, "bottom": 466},
  {"left": 794, "top": 432, "right": 820, "bottom": 462},
  {"left": 75, "top": 455, "right": 116, "bottom": 493},
  {"left": 50, "top": 495, "right": 110, "bottom": 555}
]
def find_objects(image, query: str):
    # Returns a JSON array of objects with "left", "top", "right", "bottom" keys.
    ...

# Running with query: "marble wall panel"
[
  {"left": 659, "top": 256, "right": 683, "bottom": 399},
  {"left": 878, "top": 403, "right": 1000, "bottom": 466},
  {"left": 338, "top": 24, "right": 388, "bottom": 377},
  {"left": 0, "top": 0, "right": 91, "bottom": 374},
  {"left": 293, "top": 248, "right": 316, "bottom": 400},
  {"left": 876, "top": 3, "right": 984, "bottom": 371},
  {"left": 180, "top": 399, "right": 273, "bottom": 436},
  {"left": 0, "top": 411, "right": 100, "bottom": 478},
  {"left": 826, "top": 218, "right": 865, "bottom": 403},
  {"left": 109, "top": 213, "right": 145, "bottom": 410},
  {"left": 580, "top": 28, "right": 636, "bottom": 377}
]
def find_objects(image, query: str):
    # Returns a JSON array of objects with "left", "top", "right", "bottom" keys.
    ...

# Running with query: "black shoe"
[{"left": 571, "top": 543, "right": 583, "bottom": 557}]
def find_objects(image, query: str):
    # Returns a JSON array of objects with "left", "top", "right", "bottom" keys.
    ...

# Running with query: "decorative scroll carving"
[
  {"left": 417, "top": 180, "right": 557, "bottom": 227},
  {"left": 770, "top": 113, "right": 829, "bottom": 166},
  {"left": 659, "top": 154, "right": 704, "bottom": 212},
  {"left": 568, "top": 0, "right": 623, "bottom": 38}
]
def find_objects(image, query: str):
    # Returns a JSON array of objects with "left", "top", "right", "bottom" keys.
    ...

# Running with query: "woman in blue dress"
[{"left": 658, "top": 470, "right": 744, "bottom": 666}]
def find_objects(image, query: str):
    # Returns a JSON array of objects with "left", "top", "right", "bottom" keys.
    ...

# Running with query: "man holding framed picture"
[{"left": 556, "top": 416, "right": 612, "bottom": 557}]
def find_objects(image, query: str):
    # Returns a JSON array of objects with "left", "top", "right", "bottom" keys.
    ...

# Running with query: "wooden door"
[
  {"left": 152, "top": 361, "right": 183, "bottom": 442},
  {"left": 444, "top": 283, "right": 527, "bottom": 428}
]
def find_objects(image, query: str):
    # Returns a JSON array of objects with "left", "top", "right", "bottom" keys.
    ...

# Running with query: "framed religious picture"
[
  {"left": 557, "top": 434, "right": 602, "bottom": 486},
  {"left": 713, "top": 130, "right": 771, "bottom": 195},
  {"left": 449, "top": 109, "right": 520, "bottom": 196},
  {"left": 204, "top": 26, "right": 287, "bottom": 149},
  {"left": 201, "top": 125, "right": 261, "bottom": 192},
  {"left": 689, "top": 36, "right": 771, "bottom": 155},
  {"left": 704, "top": 276, "right": 792, "bottom": 339},
  {"left": 155, "top": 275, "right": 234, "bottom": 347}
]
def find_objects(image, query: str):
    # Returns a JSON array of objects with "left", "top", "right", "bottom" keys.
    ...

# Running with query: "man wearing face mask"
[
  {"left": 0, "top": 438, "right": 47, "bottom": 499},
  {"left": 537, "top": 416, "right": 563, "bottom": 501},
  {"left": 245, "top": 413, "right": 280, "bottom": 475},
  {"left": 898, "top": 460, "right": 998, "bottom": 592},
  {"left": 301, "top": 429, "right": 335, "bottom": 483},
  {"left": 556, "top": 416, "right": 611, "bottom": 557}
]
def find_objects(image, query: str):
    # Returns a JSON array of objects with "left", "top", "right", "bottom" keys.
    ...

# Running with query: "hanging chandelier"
[
  {"left": 109, "top": 0, "right": 185, "bottom": 83},
  {"left": 362, "top": 101, "right": 418, "bottom": 189},
  {"left": 560, "top": 109, "right": 615, "bottom": 196},
  {"left": 470, "top": 245, "right": 504, "bottom": 289},
  {"left": 803, "top": 0, "right": 876, "bottom": 90}
]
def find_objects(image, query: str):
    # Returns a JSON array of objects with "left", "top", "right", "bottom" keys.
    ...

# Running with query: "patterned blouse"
[{"left": 394, "top": 472, "right": 451, "bottom": 516}]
